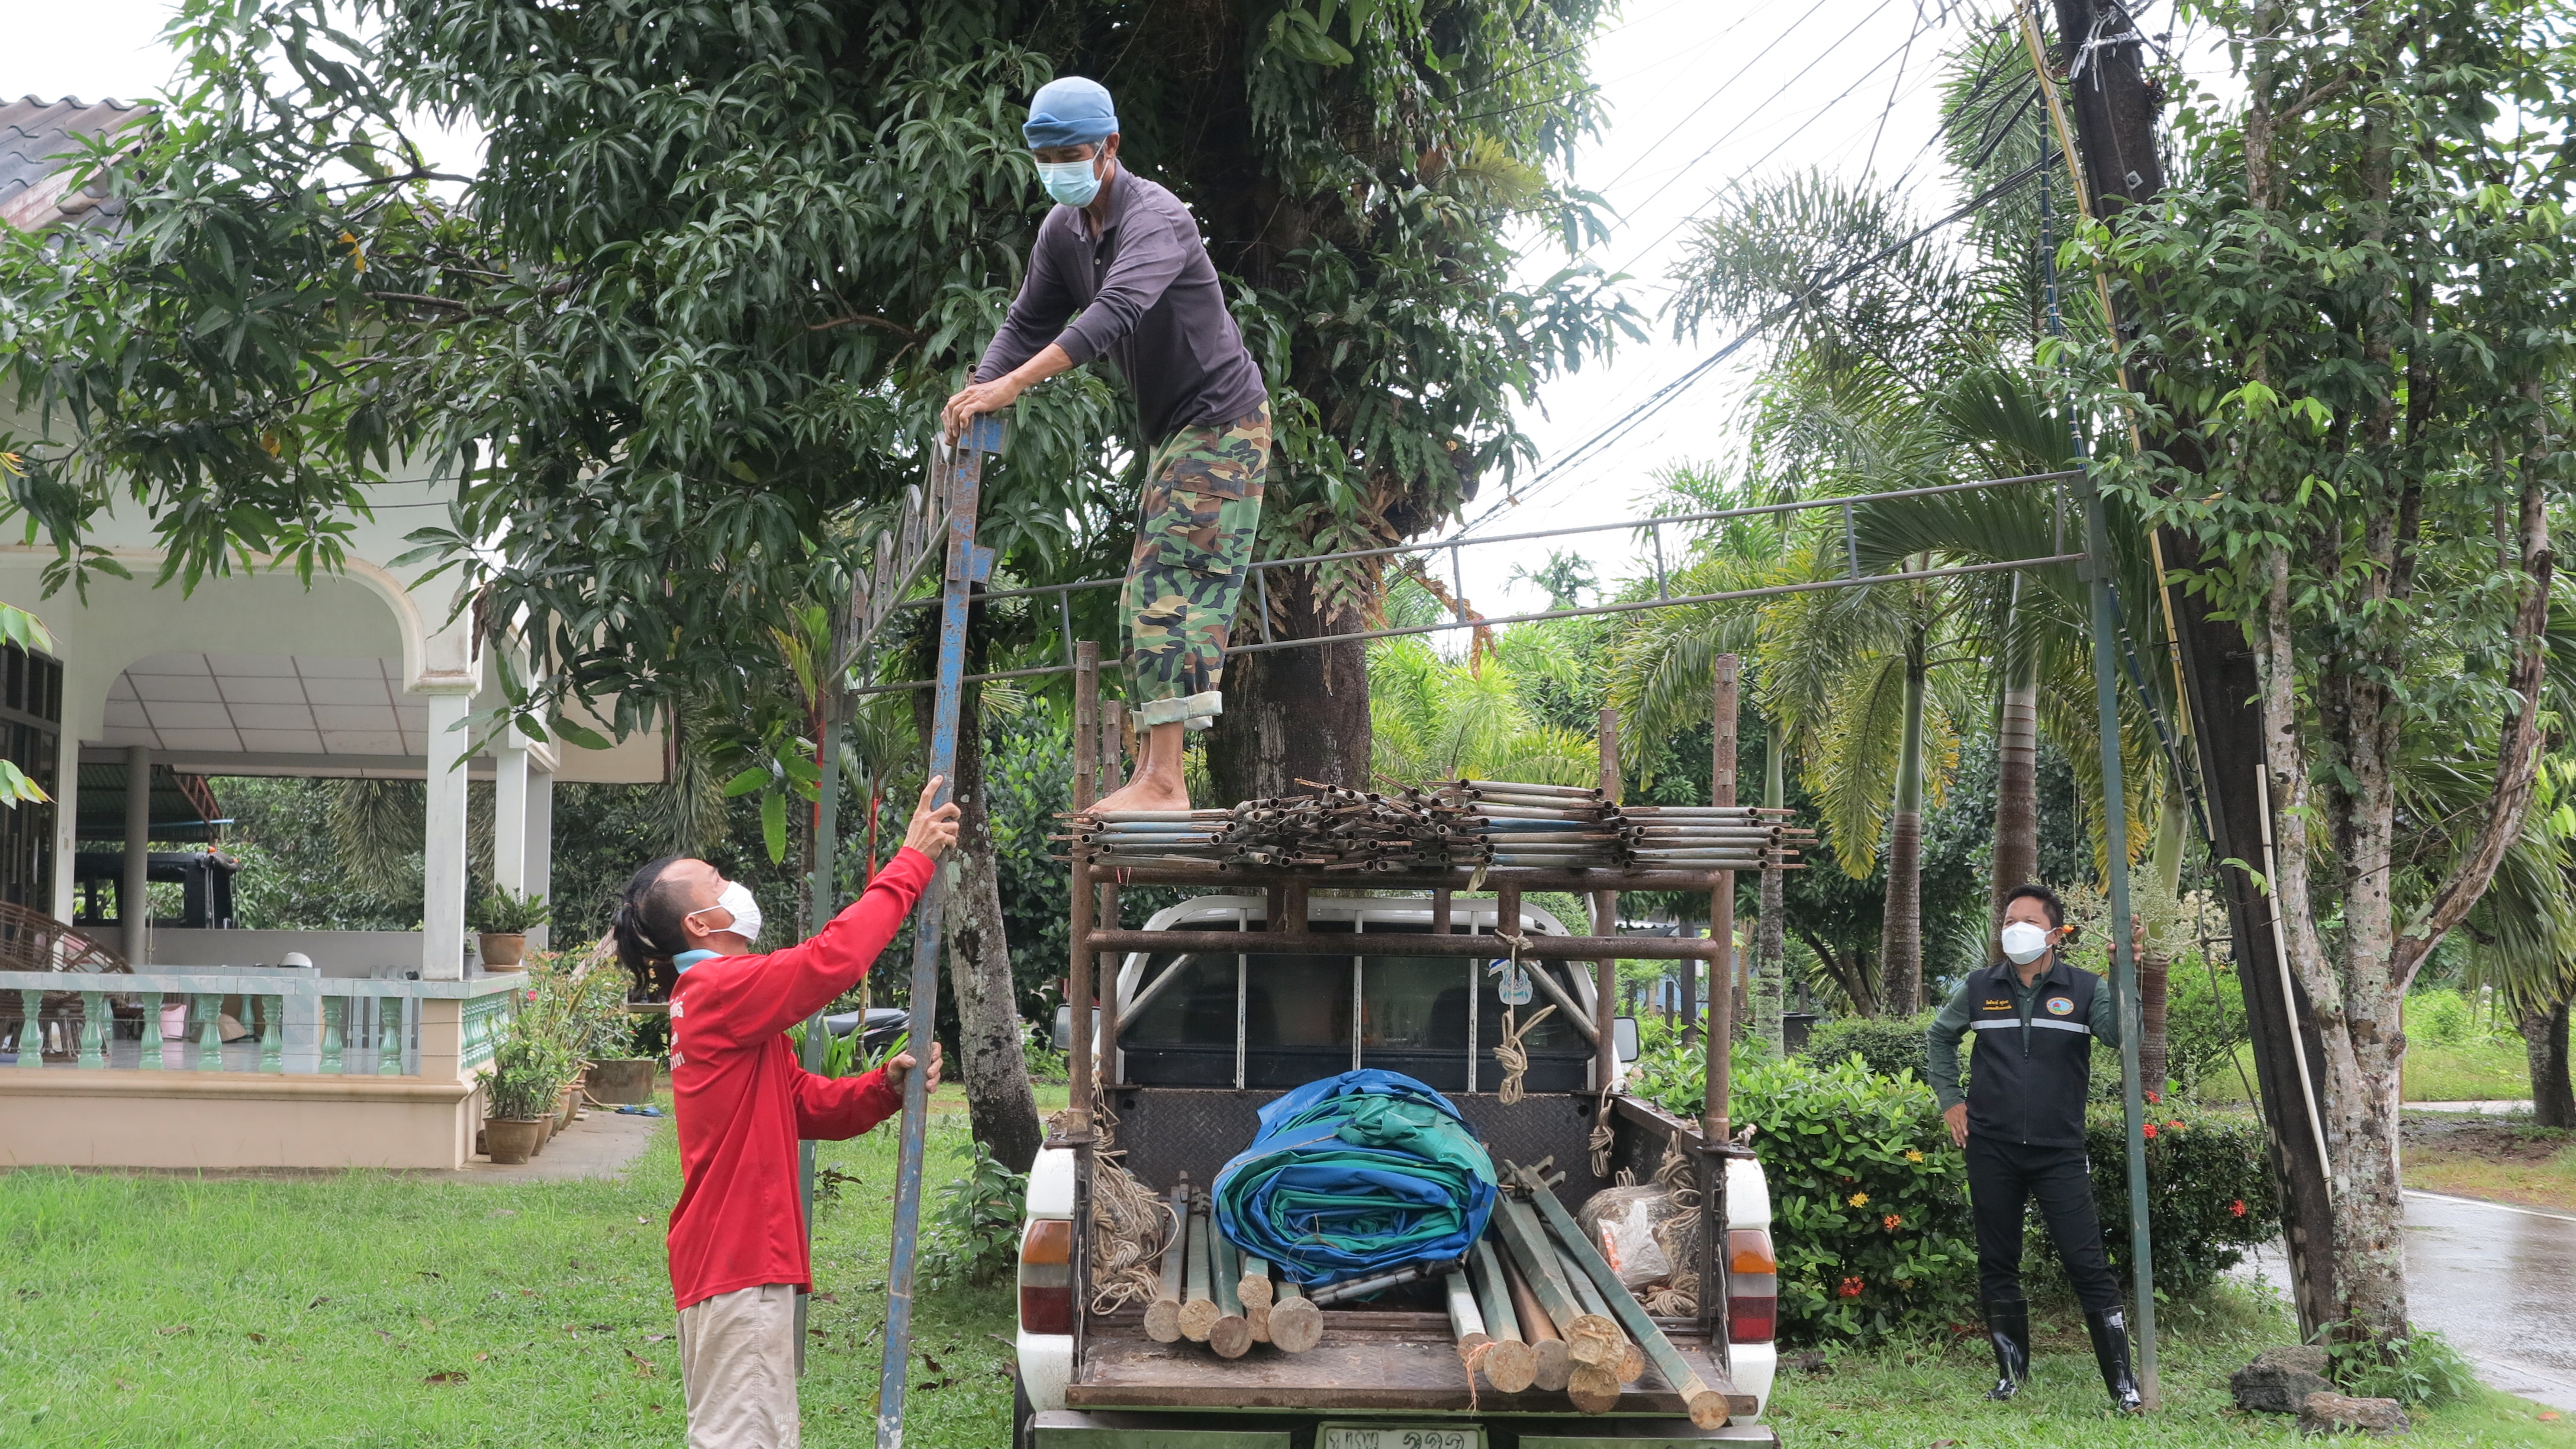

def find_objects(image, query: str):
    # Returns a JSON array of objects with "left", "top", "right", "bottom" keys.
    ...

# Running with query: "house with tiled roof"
[
  {"left": 0, "top": 98, "right": 666, "bottom": 1169},
  {"left": 0, "top": 95, "right": 152, "bottom": 233}
]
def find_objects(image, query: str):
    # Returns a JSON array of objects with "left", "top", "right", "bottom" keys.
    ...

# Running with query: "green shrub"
[
  {"left": 2327, "top": 1326, "right": 2481, "bottom": 1407},
  {"left": 921, "top": 1139, "right": 1028, "bottom": 1289},
  {"left": 2033, "top": 1101, "right": 2281, "bottom": 1299},
  {"left": 1731, "top": 1054, "right": 1978, "bottom": 1344},
  {"left": 1800, "top": 1011, "right": 1937, "bottom": 1083}
]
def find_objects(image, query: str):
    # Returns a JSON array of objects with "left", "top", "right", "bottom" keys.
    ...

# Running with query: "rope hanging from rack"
[{"left": 1490, "top": 929, "right": 1552, "bottom": 1105}]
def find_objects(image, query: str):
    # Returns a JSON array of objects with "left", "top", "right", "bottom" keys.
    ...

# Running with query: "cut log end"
[
  {"left": 1210, "top": 1315, "right": 1254, "bottom": 1359},
  {"left": 1531, "top": 1338, "right": 1573, "bottom": 1392},
  {"left": 1566, "top": 1315, "right": 1623, "bottom": 1368},
  {"left": 1455, "top": 1331, "right": 1492, "bottom": 1365},
  {"left": 1141, "top": 1300, "right": 1182, "bottom": 1344},
  {"left": 1178, "top": 1298, "right": 1221, "bottom": 1344},
  {"left": 1686, "top": 1388, "right": 1733, "bottom": 1429},
  {"left": 1268, "top": 1296, "right": 1324, "bottom": 1354},
  {"left": 1480, "top": 1338, "right": 1537, "bottom": 1395},
  {"left": 1246, "top": 1303, "right": 1271, "bottom": 1344},
  {"left": 1238, "top": 1273, "right": 1274, "bottom": 1310},
  {"left": 1566, "top": 1364, "right": 1624, "bottom": 1413},
  {"left": 1618, "top": 1339, "right": 1646, "bottom": 1384}
]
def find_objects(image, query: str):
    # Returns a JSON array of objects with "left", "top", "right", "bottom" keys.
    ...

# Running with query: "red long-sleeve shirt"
[{"left": 665, "top": 848, "right": 935, "bottom": 1310}]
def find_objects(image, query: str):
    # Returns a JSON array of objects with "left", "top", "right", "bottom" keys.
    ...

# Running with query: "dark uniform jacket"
[{"left": 1925, "top": 957, "right": 2119, "bottom": 1148}]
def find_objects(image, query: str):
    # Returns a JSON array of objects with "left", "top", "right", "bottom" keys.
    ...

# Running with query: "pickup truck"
[{"left": 1013, "top": 890, "right": 1780, "bottom": 1449}]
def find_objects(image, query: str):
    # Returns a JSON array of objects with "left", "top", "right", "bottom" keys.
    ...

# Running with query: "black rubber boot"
[
  {"left": 1982, "top": 1296, "right": 2031, "bottom": 1400},
  {"left": 2085, "top": 1307, "right": 2144, "bottom": 1412}
]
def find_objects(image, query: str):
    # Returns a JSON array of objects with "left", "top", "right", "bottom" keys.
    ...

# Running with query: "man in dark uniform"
[{"left": 1925, "top": 883, "right": 2141, "bottom": 1411}]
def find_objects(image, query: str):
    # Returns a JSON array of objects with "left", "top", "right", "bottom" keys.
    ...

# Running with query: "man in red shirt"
[{"left": 613, "top": 777, "right": 959, "bottom": 1448}]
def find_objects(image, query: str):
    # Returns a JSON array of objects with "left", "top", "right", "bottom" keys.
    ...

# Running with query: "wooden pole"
[
  {"left": 1467, "top": 1239, "right": 1536, "bottom": 1393},
  {"left": 1143, "top": 1178, "right": 1187, "bottom": 1343},
  {"left": 1269, "top": 1277, "right": 1323, "bottom": 1354},
  {"left": 1708, "top": 655, "right": 1737, "bottom": 1142},
  {"left": 1068, "top": 643, "right": 1099, "bottom": 1131},
  {"left": 1179, "top": 1194, "right": 1218, "bottom": 1343},
  {"left": 1513, "top": 1162, "right": 1734, "bottom": 1430},
  {"left": 1595, "top": 709, "right": 1620, "bottom": 1097},
  {"left": 1210, "top": 1226, "right": 1252, "bottom": 1359},
  {"left": 1492, "top": 1194, "right": 1621, "bottom": 1370},
  {"left": 1502, "top": 1250, "right": 1573, "bottom": 1392}
]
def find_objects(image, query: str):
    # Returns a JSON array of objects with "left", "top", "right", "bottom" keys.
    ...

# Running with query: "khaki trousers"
[{"left": 678, "top": 1283, "right": 800, "bottom": 1448}]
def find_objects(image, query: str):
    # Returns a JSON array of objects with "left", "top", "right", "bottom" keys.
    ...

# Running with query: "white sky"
[{"left": 2, "top": 0, "right": 2224, "bottom": 627}]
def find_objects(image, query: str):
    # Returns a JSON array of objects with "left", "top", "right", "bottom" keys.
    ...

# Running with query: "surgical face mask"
[
  {"left": 1036, "top": 155, "right": 1102, "bottom": 207},
  {"left": 1999, "top": 919, "right": 2052, "bottom": 966},
  {"left": 693, "top": 881, "right": 762, "bottom": 948}
]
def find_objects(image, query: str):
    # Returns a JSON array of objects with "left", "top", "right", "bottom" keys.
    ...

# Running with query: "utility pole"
[{"left": 2041, "top": 0, "right": 2339, "bottom": 1335}]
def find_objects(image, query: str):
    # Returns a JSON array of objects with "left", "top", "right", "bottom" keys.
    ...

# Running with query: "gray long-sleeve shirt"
[
  {"left": 1924, "top": 955, "right": 2122, "bottom": 1110},
  {"left": 974, "top": 170, "right": 1268, "bottom": 443}
]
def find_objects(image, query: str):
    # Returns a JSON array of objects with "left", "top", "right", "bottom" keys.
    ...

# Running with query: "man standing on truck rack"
[
  {"left": 613, "top": 778, "right": 959, "bottom": 1449},
  {"left": 1925, "top": 883, "right": 2142, "bottom": 1412},
  {"left": 941, "top": 75, "right": 1270, "bottom": 816}
]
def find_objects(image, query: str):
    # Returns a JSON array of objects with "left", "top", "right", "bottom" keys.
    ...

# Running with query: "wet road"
[
  {"left": 2403, "top": 1191, "right": 2576, "bottom": 1410},
  {"left": 2243, "top": 1190, "right": 2576, "bottom": 1411}
]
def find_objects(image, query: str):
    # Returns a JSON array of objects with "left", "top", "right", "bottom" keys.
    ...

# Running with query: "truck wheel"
[{"left": 1010, "top": 1364, "right": 1034, "bottom": 1449}]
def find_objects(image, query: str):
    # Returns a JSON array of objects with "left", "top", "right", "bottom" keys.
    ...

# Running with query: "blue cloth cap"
[{"left": 1024, "top": 76, "right": 1119, "bottom": 149}]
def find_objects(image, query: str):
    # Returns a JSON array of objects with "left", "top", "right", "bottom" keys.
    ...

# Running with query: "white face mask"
[
  {"left": 1036, "top": 155, "right": 1103, "bottom": 207},
  {"left": 691, "top": 881, "right": 762, "bottom": 948},
  {"left": 1999, "top": 919, "right": 2052, "bottom": 966}
]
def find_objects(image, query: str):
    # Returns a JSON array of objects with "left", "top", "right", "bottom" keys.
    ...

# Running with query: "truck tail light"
[
  {"left": 1019, "top": 1218, "right": 1073, "bottom": 1335},
  {"left": 1726, "top": 1228, "right": 1778, "bottom": 1344}
]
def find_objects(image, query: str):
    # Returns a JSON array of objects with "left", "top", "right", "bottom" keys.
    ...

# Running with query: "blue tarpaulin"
[{"left": 1210, "top": 1068, "right": 1498, "bottom": 1287}]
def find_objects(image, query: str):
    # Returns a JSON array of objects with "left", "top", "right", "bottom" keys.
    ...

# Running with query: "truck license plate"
[{"left": 1321, "top": 1427, "right": 1482, "bottom": 1449}]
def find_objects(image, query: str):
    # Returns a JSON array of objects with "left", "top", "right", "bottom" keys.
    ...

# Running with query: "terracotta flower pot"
[
  {"left": 484, "top": 1117, "right": 545, "bottom": 1165},
  {"left": 478, "top": 933, "right": 527, "bottom": 970},
  {"left": 585, "top": 1058, "right": 656, "bottom": 1104},
  {"left": 557, "top": 1084, "right": 579, "bottom": 1131},
  {"left": 535, "top": 1112, "right": 554, "bottom": 1151}
]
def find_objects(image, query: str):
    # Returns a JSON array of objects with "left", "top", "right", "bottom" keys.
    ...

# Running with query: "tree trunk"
[
  {"left": 1991, "top": 666, "right": 2040, "bottom": 962},
  {"left": 1207, "top": 567, "right": 1371, "bottom": 803},
  {"left": 2523, "top": 998, "right": 2575, "bottom": 1130},
  {"left": 1754, "top": 730, "right": 1786, "bottom": 1054},
  {"left": 916, "top": 619, "right": 1044, "bottom": 1173},
  {"left": 2137, "top": 796, "right": 2188, "bottom": 1094},
  {"left": 1878, "top": 657, "right": 1927, "bottom": 1016}
]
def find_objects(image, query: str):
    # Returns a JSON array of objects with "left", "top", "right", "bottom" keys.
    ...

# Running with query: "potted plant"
[
  {"left": 580, "top": 970, "right": 658, "bottom": 1104},
  {"left": 482, "top": 1037, "right": 553, "bottom": 1164},
  {"left": 472, "top": 888, "right": 551, "bottom": 971}
]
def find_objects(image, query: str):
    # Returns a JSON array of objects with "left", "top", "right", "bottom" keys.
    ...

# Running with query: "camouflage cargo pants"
[{"left": 1122, "top": 403, "right": 1270, "bottom": 728}]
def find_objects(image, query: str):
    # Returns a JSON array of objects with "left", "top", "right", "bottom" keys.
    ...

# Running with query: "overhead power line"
[{"left": 1451, "top": 151, "right": 2056, "bottom": 537}]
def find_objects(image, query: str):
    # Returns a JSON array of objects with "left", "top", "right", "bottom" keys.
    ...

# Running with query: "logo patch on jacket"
[{"left": 2046, "top": 996, "right": 2075, "bottom": 1016}]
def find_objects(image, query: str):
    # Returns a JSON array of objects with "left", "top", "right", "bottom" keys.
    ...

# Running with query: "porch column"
[
  {"left": 122, "top": 745, "right": 149, "bottom": 965},
  {"left": 524, "top": 764, "right": 554, "bottom": 950},
  {"left": 47, "top": 702, "right": 80, "bottom": 926},
  {"left": 420, "top": 691, "right": 473, "bottom": 981},
  {"left": 493, "top": 739, "right": 528, "bottom": 897}
]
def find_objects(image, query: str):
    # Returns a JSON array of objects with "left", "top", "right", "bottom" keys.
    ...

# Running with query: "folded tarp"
[{"left": 1211, "top": 1067, "right": 1498, "bottom": 1287}]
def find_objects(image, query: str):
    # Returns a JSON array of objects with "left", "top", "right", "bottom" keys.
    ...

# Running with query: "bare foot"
[{"left": 1091, "top": 769, "right": 1190, "bottom": 815}]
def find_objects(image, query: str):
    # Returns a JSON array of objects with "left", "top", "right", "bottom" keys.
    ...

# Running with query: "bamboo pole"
[{"left": 1142, "top": 1180, "right": 1188, "bottom": 1344}]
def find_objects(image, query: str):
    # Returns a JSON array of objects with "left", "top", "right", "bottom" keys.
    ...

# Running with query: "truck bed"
[{"left": 1068, "top": 1310, "right": 1757, "bottom": 1421}]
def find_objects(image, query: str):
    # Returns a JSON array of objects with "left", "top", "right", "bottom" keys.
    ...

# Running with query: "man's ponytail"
[{"left": 614, "top": 856, "right": 688, "bottom": 998}]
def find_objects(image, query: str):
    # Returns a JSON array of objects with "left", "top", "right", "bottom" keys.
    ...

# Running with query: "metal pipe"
[
  {"left": 1089, "top": 929, "right": 1722, "bottom": 962},
  {"left": 1708, "top": 655, "right": 1738, "bottom": 1142},
  {"left": 1068, "top": 644, "right": 1097, "bottom": 1130}
]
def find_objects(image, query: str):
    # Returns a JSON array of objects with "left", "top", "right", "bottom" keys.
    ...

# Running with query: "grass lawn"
[
  {"left": 2198, "top": 1039, "right": 2531, "bottom": 1105},
  {"left": 6, "top": 1083, "right": 2570, "bottom": 1448},
  {"left": 1770, "top": 1286, "right": 2576, "bottom": 1448},
  {"left": 2401, "top": 1113, "right": 2576, "bottom": 1214},
  {"left": 0, "top": 1100, "right": 1018, "bottom": 1447},
  {"left": 2404, "top": 1038, "right": 2535, "bottom": 1102}
]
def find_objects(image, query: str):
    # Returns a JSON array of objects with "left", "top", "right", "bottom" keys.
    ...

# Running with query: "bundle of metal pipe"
[{"left": 1058, "top": 780, "right": 1812, "bottom": 873}]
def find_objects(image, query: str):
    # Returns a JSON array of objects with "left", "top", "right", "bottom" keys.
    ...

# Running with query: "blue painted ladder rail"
[{"left": 875, "top": 414, "right": 1003, "bottom": 1449}]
